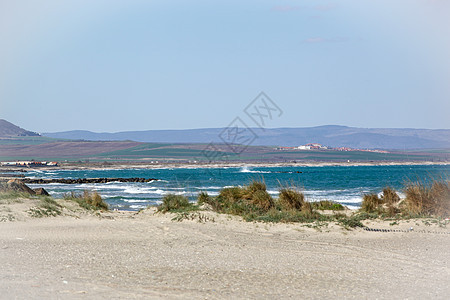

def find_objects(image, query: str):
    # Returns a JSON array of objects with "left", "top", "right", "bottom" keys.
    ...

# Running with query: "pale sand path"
[{"left": 1, "top": 210, "right": 449, "bottom": 299}]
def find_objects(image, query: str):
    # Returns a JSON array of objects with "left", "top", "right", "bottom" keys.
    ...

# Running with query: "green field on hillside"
[{"left": 0, "top": 137, "right": 448, "bottom": 163}]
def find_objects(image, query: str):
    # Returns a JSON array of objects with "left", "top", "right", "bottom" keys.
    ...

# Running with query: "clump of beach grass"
[
  {"left": 360, "top": 188, "right": 401, "bottom": 216},
  {"left": 190, "top": 180, "right": 345, "bottom": 226},
  {"left": 361, "top": 193, "right": 383, "bottom": 213},
  {"left": 248, "top": 189, "right": 274, "bottom": 211},
  {"left": 158, "top": 178, "right": 449, "bottom": 229},
  {"left": 278, "top": 188, "right": 304, "bottom": 210},
  {"left": 403, "top": 179, "right": 449, "bottom": 217},
  {"left": 381, "top": 187, "right": 400, "bottom": 205},
  {"left": 381, "top": 187, "right": 401, "bottom": 216},
  {"left": 360, "top": 179, "right": 449, "bottom": 219},
  {"left": 64, "top": 190, "right": 108, "bottom": 211},
  {"left": 197, "top": 191, "right": 210, "bottom": 205},
  {"left": 157, "top": 194, "right": 193, "bottom": 212}
]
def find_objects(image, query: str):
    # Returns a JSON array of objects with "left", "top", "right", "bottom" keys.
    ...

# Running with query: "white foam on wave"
[
  {"left": 27, "top": 170, "right": 44, "bottom": 174},
  {"left": 194, "top": 186, "right": 222, "bottom": 190},
  {"left": 206, "top": 191, "right": 219, "bottom": 196},
  {"left": 129, "top": 204, "right": 146, "bottom": 209},
  {"left": 223, "top": 185, "right": 242, "bottom": 189},
  {"left": 173, "top": 191, "right": 187, "bottom": 196},
  {"left": 123, "top": 186, "right": 165, "bottom": 194},
  {"left": 239, "top": 166, "right": 271, "bottom": 174},
  {"left": 123, "top": 199, "right": 151, "bottom": 203}
]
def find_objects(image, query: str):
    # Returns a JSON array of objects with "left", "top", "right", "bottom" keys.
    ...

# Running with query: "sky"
[{"left": 1, "top": 0, "right": 449, "bottom": 133}]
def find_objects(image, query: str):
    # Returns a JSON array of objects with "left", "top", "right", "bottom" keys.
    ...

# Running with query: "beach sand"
[{"left": 1, "top": 204, "right": 449, "bottom": 299}]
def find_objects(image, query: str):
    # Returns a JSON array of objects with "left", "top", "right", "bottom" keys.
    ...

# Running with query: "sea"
[{"left": 24, "top": 164, "right": 449, "bottom": 211}]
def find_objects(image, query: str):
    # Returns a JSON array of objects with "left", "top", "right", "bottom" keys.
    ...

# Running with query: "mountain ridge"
[
  {"left": 0, "top": 119, "right": 40, "bottom": 137},
  {"left": 42, "top": 125, "right": 450, "bottom": 150}
]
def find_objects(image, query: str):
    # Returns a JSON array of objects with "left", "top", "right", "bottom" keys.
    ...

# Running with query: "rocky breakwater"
[{"left": 22, "top": 177, "right": 158, "bottom": 184}]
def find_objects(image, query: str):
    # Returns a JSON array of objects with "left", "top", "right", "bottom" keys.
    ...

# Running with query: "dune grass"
[
  {"left": 0, "top": 192, "right": 28, "bottom": 204},
  {"left": 159, "top": 177, "right": 449, "bottom": 228},
  {"left": 64, "top": 190, "right": 108, "bottom": 211},
  {"left": 311, "top": 200, "right": 345, "bottom": 211},
  {"left": 403, "top": 179, "right": 449, "bottom": 217},
  {"left": 278, "top": 188, "right": 305, "bottom": 210},
  {"left": 160, "top": 180, "right": 350, "bottom": 226},
  {"left": 28, "top": 196, "right": 62, "bottom": 217},
  {"left": 157, "top": 194, "right": 194, "bottom": 212},
  {"left": 360, "top": 179, "right": 449, "bottom": 219}
]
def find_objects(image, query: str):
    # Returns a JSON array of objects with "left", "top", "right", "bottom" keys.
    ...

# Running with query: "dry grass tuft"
[
  {"left": 361, "top": 193, "right": 383, "bottom": 213},
  {"left": 278, "top": 188, "right": 305, "bottom": 210},
  {"left": 197, "top": 191, "right": 210, "bottom": 205},
  {"left": 381, "top": 187, "right": 400, "bottom": 205},
  {"left": 250, "top": 189, "right": 274, "bottom": 211},
  {"left": 404, "top": 179, "right": 450, "bottom": 217},
  {"left": 242, "top": 180, "right": 267, "bottom": 200},
  {"left": 64, "top": 190, "right": 108, "bottom": 211}
]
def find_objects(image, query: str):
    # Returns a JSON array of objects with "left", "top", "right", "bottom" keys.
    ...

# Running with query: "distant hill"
[
  {"left": 43, "top": 125, "right": 450, "bottom": 150},
  {"left": 0, "top": 119, "right": 40, "bottom": 137}
]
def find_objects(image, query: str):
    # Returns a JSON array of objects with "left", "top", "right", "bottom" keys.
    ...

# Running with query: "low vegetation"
[
  {"left": 158, "top": 180, "right": 351, "bottom": 227},
  {"left": 311, "top": 200, "right": 345, "bottom": 211},
  {"left": 403, "top": 179, "right": 449, "bottom": 217},
  {"left": 28, "top": 197, "right": 62, "bottom": 218},
  {"left": 157, "top": 178, "right": 449, "bottom": 229},
  {"left": 0, "top": 192, "right": 27, "bottom": 204},
  {"left": 1, "top": 186, "right": 109, "bottom": 219},
  {"left": 0, "top": 189, "right": 63, "bottom": 218},
  {"left": 157, "top": 194, "right": 194, "bottom": 212},
  {"left": 64, "top": 190, "right": 108, "bottom": 211},
  {"left": 360, "top": 179, "right": 449, "bottom": 219}
]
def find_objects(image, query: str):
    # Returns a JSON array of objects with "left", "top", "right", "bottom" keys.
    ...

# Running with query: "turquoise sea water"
[{"left": 24, "top": 165, "right": 449, "bottom": 211}]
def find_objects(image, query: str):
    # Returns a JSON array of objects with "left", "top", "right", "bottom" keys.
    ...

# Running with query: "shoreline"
[{"left": 2, "top": 160, "right": 449, "bottom": 171}]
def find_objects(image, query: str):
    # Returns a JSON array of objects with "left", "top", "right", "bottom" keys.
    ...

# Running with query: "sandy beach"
[{"left": 1, "top": 203, "right": 449, "bottom": 299}]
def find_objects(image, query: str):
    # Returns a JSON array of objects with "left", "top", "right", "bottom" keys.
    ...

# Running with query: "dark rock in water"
[
  {"left": 34, "top": 187, "right": 50, "bottom": 196},
  {"left": 0, "top": 174, "right": 25, "bottom": 178},
  {"left": 22, "top": 177, "right": 158, "bottom": 184},
  {"left": 0, "top": 169, "right": 27, "bottom": 173},
  {"left": 0, "top": 179, "right": 36, "bottom": 195}
]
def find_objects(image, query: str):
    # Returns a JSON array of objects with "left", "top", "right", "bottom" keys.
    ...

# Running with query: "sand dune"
[{"left": 1, "top": 206, "right": 449, "bottom": 299}]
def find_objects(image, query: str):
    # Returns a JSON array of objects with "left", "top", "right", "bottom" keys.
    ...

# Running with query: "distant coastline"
[{"left": 5, "top": 160, "right": 447, "bottom": 171}]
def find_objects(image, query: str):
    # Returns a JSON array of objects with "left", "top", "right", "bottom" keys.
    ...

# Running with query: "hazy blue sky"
[{"left": 1, "top": 0, "right": 449, "bottom": 132}]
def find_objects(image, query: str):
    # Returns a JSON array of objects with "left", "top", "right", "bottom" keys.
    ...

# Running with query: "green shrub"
[
  {"left": 311, "top": 200, "right": 345, "bottom": 211},
  {"left": 337, "top": 216, "right": 364, "bottom": 228},
  {"left": 158, "top": 194, "right": 192, "bottom": 212}
]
